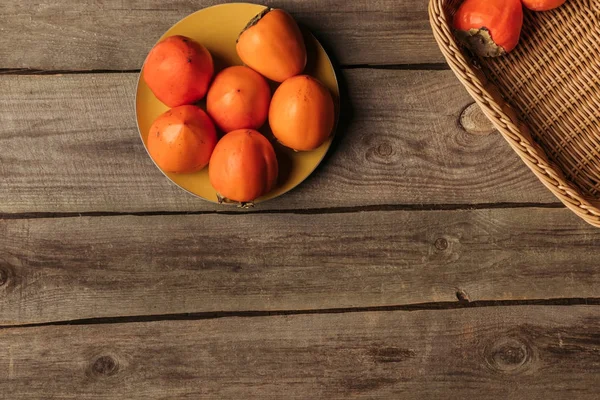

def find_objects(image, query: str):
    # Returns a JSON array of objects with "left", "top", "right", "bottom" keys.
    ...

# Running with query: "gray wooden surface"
[
  {"left": 2, "top": 307, "right": 600, "bottom": 399},
  {"left": 1, "top": 208, "right": 597, "bottom": 325},
  {"left": 1, "top": 0, "right": 598, "bottom": 398},
  {"left": 1, "top": 0, "right": 441, "bottom": 69},
  {"left": 0, "top": 71, "right": 554, "bottom": 214}
]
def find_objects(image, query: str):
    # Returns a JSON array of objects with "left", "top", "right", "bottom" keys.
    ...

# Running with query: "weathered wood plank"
[
  {"left": 0, "top": 208, "right": 597, "bottom": 325},
  {"left": 0, "top": 71, "right": 554, "bottom": 214},
  {"left": 1, "top": 0, "right": 441, "bottom": 70},
  {"left": 2, "top": 306, "right": 600, "bottom": 399}
]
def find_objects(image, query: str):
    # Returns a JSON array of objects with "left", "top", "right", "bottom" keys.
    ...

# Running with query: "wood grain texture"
[
  {"left": 1, "top": 207, "right": 597, "bottom": 325},
  {"left": 2, "top": 306, "right": 600, "bottom": 399},
  {"left": 460, "top": 103, "right": 497, "bottom": 135},
  {"left": 0, "top": 0, "right": 441, "bottom": 70},
  {"left": 0, "top": 71, "right": 555, "bottom": 214}
]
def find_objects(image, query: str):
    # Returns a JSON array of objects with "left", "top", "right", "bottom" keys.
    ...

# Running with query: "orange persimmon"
[
  {"left": 147, "top": 105, "right": 217, "bottom": 174},
  {"left": 143, "top": 35, "right": 214, "bottom": 107},
  {"left": 207, "top": 66, "right": 271, "bottom": 133},
  {"left": 209, "top": 129, "right": 278, "bottom": 203},
  {"left": 236, "top": 8, "right": 306, "bottom": 82},
  {"left": 521, "top": 0, "right": 566, "bottom": 11},
  {"left": 269, "top": 75, "right": 335, "bottom": 151},
  {"left": 453, "top": 0, "right": 523, "bottom": 57}
]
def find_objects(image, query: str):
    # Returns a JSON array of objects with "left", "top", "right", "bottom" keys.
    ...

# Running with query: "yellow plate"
[{"left": 135, "top": 2, "right": 340, "bottom": 204}]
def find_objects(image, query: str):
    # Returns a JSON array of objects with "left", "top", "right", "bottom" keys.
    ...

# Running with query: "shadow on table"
[{"left": 300, "top": 23, "right": 355, "bottom": 180}]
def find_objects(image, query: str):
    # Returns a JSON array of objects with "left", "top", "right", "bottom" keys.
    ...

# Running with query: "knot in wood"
[
  {"left": 366, "top": 140, "right": 396, "bottom": 165},
  {"left": 434, "top": 238, "right": 448, "bottom": 251},
  {"left": 455, "top": 289, "right": 470, "bottom": 302},
  {"left": 0, "top": 268, "right": 8, "bottom": 287},
  {"left": 91, "top": 355, "right": 119, "bottom": 377},
  {"left": 485, "top": 337, "right": 532, "bottom": 374},
  {"left": 376, "top": 142, "right": 393, "bottom": 157},
  {"left": 369, "top": 346, "right": 415, "bottom": 363},
  {"left": 460, "top": 103, "right": 496, "bottom": 135}
]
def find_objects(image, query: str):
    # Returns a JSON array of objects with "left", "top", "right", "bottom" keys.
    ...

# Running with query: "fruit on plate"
[
  {"left": 453, "top": 0, "right": 523, "bottom": 57},
  {"left": 207, "top": 66, "right": 271, "bottom": 133},
  {"left": 147, "top": 105, "right": 217, "bottom": 174},
  {"left": 236, "top": 8, "right": 306, "bottom": 82},
  {"left": 521, "top": 0, "right": 566, "bottom": 11},
  {"left": 269, "top": 75, "right": 335, "bottom": 151},
  {"left": 209, "top": 129, "right": 278, "bottom": 203},
  {"left": 143, "top": 35, "right": 214, "bottom": 107}
]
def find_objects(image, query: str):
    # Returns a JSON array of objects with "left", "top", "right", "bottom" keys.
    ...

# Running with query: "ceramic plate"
[{"left": 135, "top": 2, "right": 340, "bottom": 204}]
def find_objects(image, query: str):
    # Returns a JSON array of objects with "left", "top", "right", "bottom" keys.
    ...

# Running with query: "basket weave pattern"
[{"left": 430, "top": 0, "right": 600, "bottom": 226}]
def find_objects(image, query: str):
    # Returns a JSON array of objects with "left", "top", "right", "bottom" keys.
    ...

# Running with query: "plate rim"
[{"left": 134, "top": 2, "right": 341, "bottom": 205}]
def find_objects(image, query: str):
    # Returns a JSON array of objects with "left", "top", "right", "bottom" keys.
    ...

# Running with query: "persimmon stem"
[
  {"left": 216, "top": 193, "right": 255, "bottom": 208},
  {"left": 237, "top": 7, "right": 272, "bottom": 43},
  {"left": 454, "top": 27, "right": 506, "bottom": 57}
]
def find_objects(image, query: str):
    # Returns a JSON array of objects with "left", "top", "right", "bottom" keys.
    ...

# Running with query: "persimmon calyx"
[
  {"left": 216, "top": 193, "right": 255, "bottom": 208},
  {"left": 455, "top": 27, "right": 506, "bottom": 58},
  {"left": 237, "top": 7, "right": 272, "bottom": 43}
]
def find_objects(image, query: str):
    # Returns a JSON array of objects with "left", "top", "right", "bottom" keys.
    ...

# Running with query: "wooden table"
[{"left": 2, "top": 1, "right": 599, "bottom": 398}]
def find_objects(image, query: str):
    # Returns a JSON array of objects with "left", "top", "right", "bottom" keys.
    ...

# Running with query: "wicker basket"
[{"left": 429, "top": 0, "right": 600, "bottom": 227}]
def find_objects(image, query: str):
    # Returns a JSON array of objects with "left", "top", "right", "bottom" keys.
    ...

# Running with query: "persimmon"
[
  {"left": 143, "top": 35, "right": 214, "bottom": 107},
  {"left": 147, "top": 105, "right": 217, "bottom": 174},
  {"left": 521, "top": 0, "right": 566, "bottom": 11},
  {"left": 269, "top": 75, "right": 335, "bottom": 151},
  {"left": 209, "top": 130, "right": 278, "bottom": 203},
  {"left": 453, "top": 0, "right": 523, "bottom": 57},
  {"left": 236, "top": 8, "right": 306, "bottom": 82},
  {"left": 207, "top": 66, "right": 271, "bottom": 133}
]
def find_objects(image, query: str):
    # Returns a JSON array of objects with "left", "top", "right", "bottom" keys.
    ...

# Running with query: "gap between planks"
[
  {"left": 1, "top": 297, "right": 599, "bottom": 331},
  {"left": 0, "top": 63, "right": 450, "bottom": 76},
  {"left": 0, "top": 202, "right": 565, "bottom": 220}
]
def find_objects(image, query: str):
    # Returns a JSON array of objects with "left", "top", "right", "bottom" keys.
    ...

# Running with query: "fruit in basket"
[
  {"left": 269, "top": 75, "right": 335, "bottom": 151},
  {"left": 143, "top": 35, "right": 214, "bottom": 107},
  {"left": 453, "top": 0, "right": 523, "bottom": 57},
  {"left": 521, "top": 0, "right": 566, "bottom": 11},
  {"left": 207, "top": 66, "right": 271, "bottom": 133},
  {"left": 236, "top": 8, "right": 306, "bottom": 82},
  {"left": 209, "top": 129, "right": 278, "bottom": 203},
  {"left": 147, "top": 105, "right": 217, "bottom": 174}
]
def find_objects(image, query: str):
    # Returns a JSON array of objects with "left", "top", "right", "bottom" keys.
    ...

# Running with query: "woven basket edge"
[{"left": 428, "top": 0, "right": 600, "bottom": 227}]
